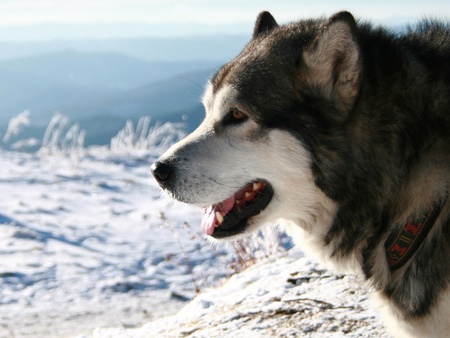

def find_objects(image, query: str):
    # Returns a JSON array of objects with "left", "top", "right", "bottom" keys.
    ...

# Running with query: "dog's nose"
[{"left": 151, "top": 161, "right": 173, "bottom": 185}]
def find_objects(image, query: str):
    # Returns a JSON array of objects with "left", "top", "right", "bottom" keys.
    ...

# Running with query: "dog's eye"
[
  {"left": 223, "top": 108, "right": 248, "bottom": 126},
  {"left": 231, "top": 109, "right": 246, "bottom": 120}
]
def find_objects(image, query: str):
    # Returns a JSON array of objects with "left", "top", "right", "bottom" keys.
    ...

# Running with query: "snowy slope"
[
  {"left": 0, "top": 147, "right": 263, "bottom": 338},
  {"left": 94, "top": 249, "right": 389, "bottom": 337}
]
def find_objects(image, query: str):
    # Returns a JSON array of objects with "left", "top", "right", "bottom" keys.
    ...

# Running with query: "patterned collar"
[{"left": 385, "top": 194, "right": 448, "bottom": 271}]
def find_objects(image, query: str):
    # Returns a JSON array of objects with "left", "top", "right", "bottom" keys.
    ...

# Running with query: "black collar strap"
[{"left": 385, "top": 194, "right": 448, "bottom": 271}]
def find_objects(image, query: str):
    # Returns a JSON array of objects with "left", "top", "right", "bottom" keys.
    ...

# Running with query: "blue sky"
[{"left": 0, "top": 0, "right": 449, "bottom": 40}]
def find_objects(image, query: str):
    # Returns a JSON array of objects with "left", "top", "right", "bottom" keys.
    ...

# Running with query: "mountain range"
[
  {"left": 0, "top": 36, "right": 250, "bottom": 147},
  {"left": 0, "top": 35, "right": 249, "bottom": 62}
]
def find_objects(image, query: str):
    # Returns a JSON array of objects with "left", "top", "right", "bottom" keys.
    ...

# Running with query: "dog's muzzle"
[{"left": 151, "top": 159, "right": 275, "bottom": 239}]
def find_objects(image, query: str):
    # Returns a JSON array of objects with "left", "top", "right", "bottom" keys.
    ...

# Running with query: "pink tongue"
[
  {"left": 201, "top": 195, "right": 235, "bottom": 236},
  {"left": 201, "top": 184, "right": 256, "bottom": 236}
]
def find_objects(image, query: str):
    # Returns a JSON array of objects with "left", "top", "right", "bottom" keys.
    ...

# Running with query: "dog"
[{"left": 151, "top": 11, "right": 450, "bottom": 337}]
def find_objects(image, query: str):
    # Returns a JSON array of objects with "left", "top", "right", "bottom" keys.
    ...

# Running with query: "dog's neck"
[{"left": 384, "top": 193, "right": 448, "bottom": 270}]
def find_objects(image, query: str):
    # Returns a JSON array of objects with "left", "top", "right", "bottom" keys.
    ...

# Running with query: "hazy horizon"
[{"left": 0, "top": 0, "right": 449, "bottom": 42}]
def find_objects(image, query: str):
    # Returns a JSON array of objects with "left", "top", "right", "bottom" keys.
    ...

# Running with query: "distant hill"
[
  {"left": 0, "top": 51, "right": 218, "bottom": 125},
  {"left": 72, "top": 70, "right": 213, "bottom": 145},
  {"left": 0, "top": 34, "right": 249, "bottom": 148},
  {"left": 0, "top": 50, "right": 217, "bottom": 147},
  {"left": 67, "top": 69, "right": 213, "bottom": 118},
  {"left": 0, "top": 51, "right": 218, "bottom": 91},
  {"left": 0, "top": 35, "right": 249, "bottom": 62}
]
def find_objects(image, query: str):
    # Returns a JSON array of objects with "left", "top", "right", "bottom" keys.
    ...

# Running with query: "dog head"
[{"left": 152, "top": 11, "right": 361, "bottom": 240}]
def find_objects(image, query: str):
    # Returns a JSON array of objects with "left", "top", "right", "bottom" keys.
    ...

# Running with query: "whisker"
[{"left": 205, "top": 176, "right": 240, "bottom": 190}]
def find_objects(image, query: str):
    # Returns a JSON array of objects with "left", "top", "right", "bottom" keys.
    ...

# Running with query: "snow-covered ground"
[
  {"left": 0, "top": 132, "right": 388, "bottom": 337},
  {"left": 0, "top": 144, "right": 275, "bottom": 338},
  {"left": 95, "top": 249, "right": 389, "bottom": 338}
]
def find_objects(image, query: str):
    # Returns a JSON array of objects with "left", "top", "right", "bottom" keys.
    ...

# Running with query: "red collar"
[{"left": 385, "top": 194, "right": 448, "bottom": 271}]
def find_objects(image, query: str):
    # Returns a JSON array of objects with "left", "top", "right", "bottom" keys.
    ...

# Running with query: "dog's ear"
[
  {"left": 303, "top": 11, "right": 361, "bottom": 117},
  {"left": 253, "top": 11, "right": 278, "bottom": 38}
]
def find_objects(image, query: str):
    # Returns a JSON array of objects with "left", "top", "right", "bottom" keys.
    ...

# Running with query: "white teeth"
[
  {"left": 215, "top": 212, "right": 224, "bottom": 225},
  {"left": 245, "top": 192, "right": 252, "bottom": 199},
  {"left": 236, "top": 199, "right": 241, "bottom": 206},
  {"left": 253, "top": 182, "right": 262, "bottom": 191}
]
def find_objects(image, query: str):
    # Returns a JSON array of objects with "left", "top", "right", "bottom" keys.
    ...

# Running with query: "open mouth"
[{"left": 201, "top": 180, "right": 274, "bottom": 239}]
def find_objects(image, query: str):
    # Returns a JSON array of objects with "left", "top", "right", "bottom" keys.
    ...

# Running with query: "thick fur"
[{"left": 153, "top": 11, "right": 450, "bottom": 337}]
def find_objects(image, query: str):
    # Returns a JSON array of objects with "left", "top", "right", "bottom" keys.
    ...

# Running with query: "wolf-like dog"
[{"left": 151, "top": 11, "right": 450, "bottom": 337}]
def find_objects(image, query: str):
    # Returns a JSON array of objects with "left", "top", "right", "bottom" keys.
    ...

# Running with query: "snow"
[
  {"left": 0, "top": 140, "right": 388, "bottom": 337},
  {"left": 0, "top": 147, "right": 251, "bottom": 337},
  {"left": 2, "top": 110, "right": 30, "bottom": 143},
  {"left": 94, "top": 250, "right": 389, "bottom": 338}
]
